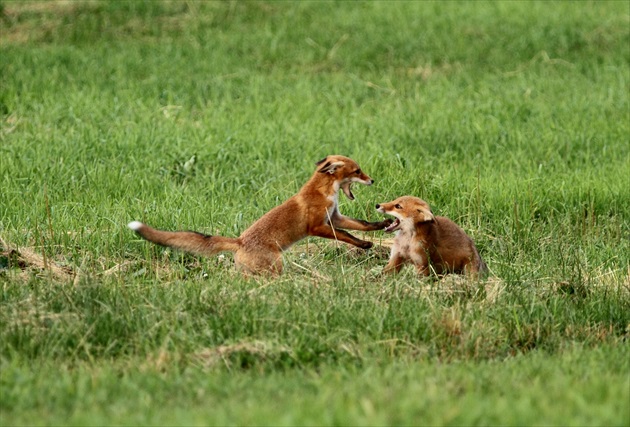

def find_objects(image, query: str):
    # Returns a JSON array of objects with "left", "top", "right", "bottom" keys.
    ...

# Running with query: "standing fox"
[
  {"left": 376, "top": 196, "right": 487, "bottom": 276},
  {"left": 129, "top": 155, "right": 391, "bottom": 275}
]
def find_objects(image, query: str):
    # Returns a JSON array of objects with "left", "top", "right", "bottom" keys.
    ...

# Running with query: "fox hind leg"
[{"left": 234, "top": 248, "right": 283, "bottom": 276}]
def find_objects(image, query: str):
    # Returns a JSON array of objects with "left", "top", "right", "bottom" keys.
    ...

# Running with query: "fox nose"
[{"left": 375, "top": 204, "right": 380, "bottom": 209}]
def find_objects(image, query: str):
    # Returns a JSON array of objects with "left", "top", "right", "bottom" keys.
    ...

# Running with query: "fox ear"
[
  {"left": 318, "top": 161, "right": 345, "bottom": 175},
  {"left": 315, "top": 157, "right": 328, "bottom": 166},
  {"left": 417, "top": 208, "right": 435, "bottom": 222}
]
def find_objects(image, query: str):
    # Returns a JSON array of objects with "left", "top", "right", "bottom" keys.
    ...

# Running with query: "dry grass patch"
[
  {"left": 0, "top": 1, "right": 97, "bottom": 46},
  {"left": 192, "top": 340, "right": 294, "bottom": 370},
  {"left": 0, "top": 234, "right": 74, "bottom": 282}
]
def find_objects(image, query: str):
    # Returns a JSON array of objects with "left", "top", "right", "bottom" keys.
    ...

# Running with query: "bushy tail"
[{"left": 128, "top": 221, "right": 240, "bottom": 256}]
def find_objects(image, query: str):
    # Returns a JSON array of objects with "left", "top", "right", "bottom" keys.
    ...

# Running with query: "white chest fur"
[
  {"left": 325, "top": 182, "right": 340, "bottom": 222},
  {"left": 392, "top": 229, "right": 425, "bottom": 264}
]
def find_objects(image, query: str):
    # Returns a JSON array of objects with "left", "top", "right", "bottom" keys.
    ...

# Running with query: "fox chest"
[
  {"left": 324, "top": 193, "right": 339, "bottom": 223},
  {"left": 392, "top": 231, "right": 426, "bottom": 263}
]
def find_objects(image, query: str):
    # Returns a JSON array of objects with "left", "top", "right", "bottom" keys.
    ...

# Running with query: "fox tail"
[{"left": 128, "top": 221, "right": 241, "bottom": 256}]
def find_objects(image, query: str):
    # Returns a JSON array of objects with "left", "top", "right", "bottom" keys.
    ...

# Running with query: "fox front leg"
[
  {"left": 331, "top": 214, "right": 393, "bottom": 232},
  {"left": 383, "top": 254, "right": 405, "bottom": 274},
  {"left": 310, "top": 224, "right": 373, "bottom": 249},
  {"left": 411, "top": 249, "right": 431, "bottom": 276}
]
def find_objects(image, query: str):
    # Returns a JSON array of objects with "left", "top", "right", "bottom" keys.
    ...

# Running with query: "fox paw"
[{"left": 359, "top": 241, "right": 374, "bottom": 250}]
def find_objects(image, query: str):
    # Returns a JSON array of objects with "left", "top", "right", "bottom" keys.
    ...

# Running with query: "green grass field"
[{"left": 1, "top": 1, "right": 629, "bottom": 425}]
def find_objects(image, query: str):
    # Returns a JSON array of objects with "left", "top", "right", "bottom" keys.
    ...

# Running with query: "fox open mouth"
[
  {"left": 341, "top": 182, "right": 355, "bottom": 200},
  {"left": 384, "top": 218, "right": 400, "bottom": 232}
]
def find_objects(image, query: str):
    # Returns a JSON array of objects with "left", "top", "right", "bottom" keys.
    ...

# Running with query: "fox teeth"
[{"left": 384, "top": 218, "right": 400, "bottom": 232}]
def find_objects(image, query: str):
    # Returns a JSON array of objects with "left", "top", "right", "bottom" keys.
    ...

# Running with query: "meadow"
[{"left": 1, "top": 1, "right": 629, "bottom": 425}]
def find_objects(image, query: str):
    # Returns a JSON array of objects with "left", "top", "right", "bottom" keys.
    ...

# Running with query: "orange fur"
[
  {"left": 376, "top": 196, "right": 487, "bottom": 277},
  {"left": 129, "top": 155, "right": 391, "bottom": 275}
]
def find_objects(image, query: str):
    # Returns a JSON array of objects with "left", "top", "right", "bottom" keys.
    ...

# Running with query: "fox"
[
  {"left": 375, "top": 196, "right": 487, "bottom": 277},
  {"left": 128, "top": 155, "right": 392, "bottom": 275}
]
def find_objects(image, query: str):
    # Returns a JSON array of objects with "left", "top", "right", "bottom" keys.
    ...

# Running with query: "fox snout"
[
  {"left": 353, "top": 172, "right": 373, "bottom": 186},
  {"left": 375, "top": 203, "right": 390, "bottom": 213},
  {"left": 375, "top": 203, "right": 401, "bottom": 232}
]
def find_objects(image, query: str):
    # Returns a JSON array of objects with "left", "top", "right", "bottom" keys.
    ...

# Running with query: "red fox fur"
[
  {"left": 129, "top": 155, "right": 391, "bottom": 275},
  {"left": 376, "top": 196, "right": 487, "bottom": 276}
]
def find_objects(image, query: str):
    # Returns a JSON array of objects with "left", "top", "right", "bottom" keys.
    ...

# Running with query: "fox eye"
[
  {"left": 354, "top": 169, "right": 361, "bottom": 174},
  {"left": 395, "top": 204, "right": 402, "bottom": 209}
]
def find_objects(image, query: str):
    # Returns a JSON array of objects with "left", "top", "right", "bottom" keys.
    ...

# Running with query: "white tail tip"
[{"left": 128, "top": 221, "right": 144, "bottom": 231}]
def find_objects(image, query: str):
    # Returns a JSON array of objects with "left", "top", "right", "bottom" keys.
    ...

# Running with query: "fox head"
[
  {"left": 315, "top": 155, "right": 373, "bottom": 200},
  {"left": 375, "top": 196, "right": 435, "bottom": 232}
]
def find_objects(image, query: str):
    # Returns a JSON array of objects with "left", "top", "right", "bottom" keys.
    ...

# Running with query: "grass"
[
  {"left": 2, "top": 344, "right": 627, "bottom": 426},
  {"left": 1, "top": 1, "right": 629, "bottom": 425}
]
